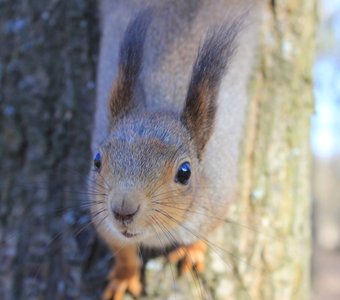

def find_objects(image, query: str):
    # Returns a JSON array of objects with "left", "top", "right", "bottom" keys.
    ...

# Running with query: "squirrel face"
[{"left": 91, "top": 112, "right": 199, "bottom": 242}]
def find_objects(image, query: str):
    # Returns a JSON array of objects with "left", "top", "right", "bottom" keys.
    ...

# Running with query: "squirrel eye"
[
  {"left": 94, "top": 152, "right": 101, "bottom": 171},
  {"left": 175, "top": 162, "right": 191, "bottom": 185}
]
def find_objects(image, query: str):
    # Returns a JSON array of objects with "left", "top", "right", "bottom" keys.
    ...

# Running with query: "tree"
[
  {"left": 219, "top": 1, "right": 316, "bottom": 299},
  {"left": 0, "top": 1, "right": 100, "bottom": 299},
  {"left": 0, "top": 1, "right": 316, "bottom": 299}
]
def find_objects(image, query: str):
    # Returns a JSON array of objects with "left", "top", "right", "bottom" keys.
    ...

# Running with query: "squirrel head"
[
  {"left": 90, "top": 10, "right": 240, "bottom": 244},
  {"left": 93, "top": 112, "right": 197, "bottom": 242}
]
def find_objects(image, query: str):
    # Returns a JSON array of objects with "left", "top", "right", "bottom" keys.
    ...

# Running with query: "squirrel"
[{"left": 90, "top": 1, "right": 260, "bottom": 299}]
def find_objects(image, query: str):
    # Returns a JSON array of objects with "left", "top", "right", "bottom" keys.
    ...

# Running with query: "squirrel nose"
[{"left": 112, "top": 203, "right": 140, "bottom": 224}]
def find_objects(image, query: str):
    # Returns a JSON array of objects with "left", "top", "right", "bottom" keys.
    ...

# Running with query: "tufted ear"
[
  {"left": 181, "top": 19, "right": 243, "bottom": 160},
  {"left": 108, "top": 9, "right": 151, "bottom": 127}
]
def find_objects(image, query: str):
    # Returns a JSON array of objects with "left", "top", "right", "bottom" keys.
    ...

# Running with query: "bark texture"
[
  {"left": 0, "top": 1, "right": 316, "bottom": 300},
  {"left": 0, "top": 1, "right": 103, "bottom": 299},
  {"left": 220, "top": 1, "right": 316, "bottom": 299}
]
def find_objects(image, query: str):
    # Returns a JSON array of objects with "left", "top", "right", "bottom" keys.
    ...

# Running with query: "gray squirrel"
[{"left": 90, "top": 1, "right": 260, "bottom": 299}]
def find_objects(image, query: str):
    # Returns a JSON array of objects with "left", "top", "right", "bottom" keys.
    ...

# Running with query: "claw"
[
  {"left": 102, "top": 266, "right": 142, "bottom": 300},
  {"left": 168, "top": 240, "right": 207, "bottom": 275}
]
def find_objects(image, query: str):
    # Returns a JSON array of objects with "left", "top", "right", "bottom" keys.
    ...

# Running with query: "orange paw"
[
  {"left": 102, "top": 266, "right": 142, "bottom": 300},
  {"left": 168, "top": 240, "right": 207, "bottom": 275}
]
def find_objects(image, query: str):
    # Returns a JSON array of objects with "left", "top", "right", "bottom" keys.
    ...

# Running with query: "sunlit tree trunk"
[{"left": 222, "top": 1, "right": 316, "bottom": 299}]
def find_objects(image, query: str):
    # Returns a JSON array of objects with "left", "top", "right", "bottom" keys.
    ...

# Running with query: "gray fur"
[{"left": 92, "top": 0, "right": 260, "bottom": 248}]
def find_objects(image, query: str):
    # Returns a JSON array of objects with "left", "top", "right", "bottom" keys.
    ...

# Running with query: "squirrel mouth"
[{"left": 121, "top": 230, "right": 139, "bottom": 238}]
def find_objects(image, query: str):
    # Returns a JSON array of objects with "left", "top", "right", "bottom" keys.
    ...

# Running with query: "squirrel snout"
[{"left": 112, "top": 201, "right": 140, "bottom": 225}]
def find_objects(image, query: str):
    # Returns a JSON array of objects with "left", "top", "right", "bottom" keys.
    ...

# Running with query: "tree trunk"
[
  {"left": 217, "top": 1, "right": 316, "bottom": 299},
  {"left": 0, "top": 1, "right": 102, "bottom": 299},
  {"left": 0, "top": 1, "right": 316, "bottom": 300}
]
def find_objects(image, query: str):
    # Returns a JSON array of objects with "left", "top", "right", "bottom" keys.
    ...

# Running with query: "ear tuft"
[
  {"left": 108, "top": 9, "right": 152, "bottom": 127},
  {"left": 182, "top": 17, "right": 244, "bottom": 160}
]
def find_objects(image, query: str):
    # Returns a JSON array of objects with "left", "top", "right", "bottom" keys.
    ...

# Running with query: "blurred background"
[{"left": 312, "top": 0, "right": 340, "bottom": 299}]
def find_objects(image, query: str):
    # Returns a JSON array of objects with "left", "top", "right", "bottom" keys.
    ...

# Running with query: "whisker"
[
  {"left": 154, "top": 209, "right": 253, "bottom": 299},
  {"left": 30, "top": 209, "right": 107, "bottom": 282},
  {"left": 153, "top": 215, "right": 208, "bottom": 300},
  {"left": 9, "top": 180, "right": 108, "bottom": 198},
  {"left": 60, "top": 166, "right": 109, "bottom": 192},
  {"left": 92, "top": 169, "right": 112, "bottom": 190},
  {"left": 153, "top": 201, "right": 279, "bottom": 242},
  {"left": 155, "top": 208, "right": 257, "bottom": 272},
  {"left": 76, "top": 210, "right": 108, "bottom": 237},
  {"left": 146, "top": 180, "right": 169, "bottom": 198},
  {"left": 148, "top": 216, "right": 179, "bottom": 299}
]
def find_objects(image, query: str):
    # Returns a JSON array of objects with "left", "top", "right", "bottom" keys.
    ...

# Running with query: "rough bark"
[
  {"left": 0, "top": 1, "right": 316, "bottom": 300},
  {"left": 0, "top": 1, "right": 102, "bottom": 299},
  {"left": 221, "top": 1, "right": 316, "bottom": 299}
]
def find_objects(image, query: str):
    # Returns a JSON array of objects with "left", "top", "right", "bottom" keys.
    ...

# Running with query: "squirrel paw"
[
  {"left": 102, "top": 266, "right": 142, "bottom": 300},
  {"left": 168, "top": 240, "right": 207, "bottom": 275}
]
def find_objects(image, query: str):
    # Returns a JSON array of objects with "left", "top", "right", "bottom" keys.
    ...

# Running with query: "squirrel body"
[{"left": 90, "top": 1, "right": 260, "bottom": 299}]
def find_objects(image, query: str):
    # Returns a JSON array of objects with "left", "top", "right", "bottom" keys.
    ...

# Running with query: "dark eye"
[
  {"left": 94, "top": 152, "right": 101, "bottom": 171},
  {"left": 175, "top": 162, "right": 191, "bottom": 185}
]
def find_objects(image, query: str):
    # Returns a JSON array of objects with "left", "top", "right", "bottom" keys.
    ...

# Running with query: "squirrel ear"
[
  {"left": 181, "top": 20, "right": 242, "bottom": 160},
  {"left": 108, "top": 9, "right": 151, "bottom": 127}
]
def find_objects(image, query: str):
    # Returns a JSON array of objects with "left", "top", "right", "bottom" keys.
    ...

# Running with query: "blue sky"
[{"left": 312, "top": 0, "right": 340, "bottom": 157}]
